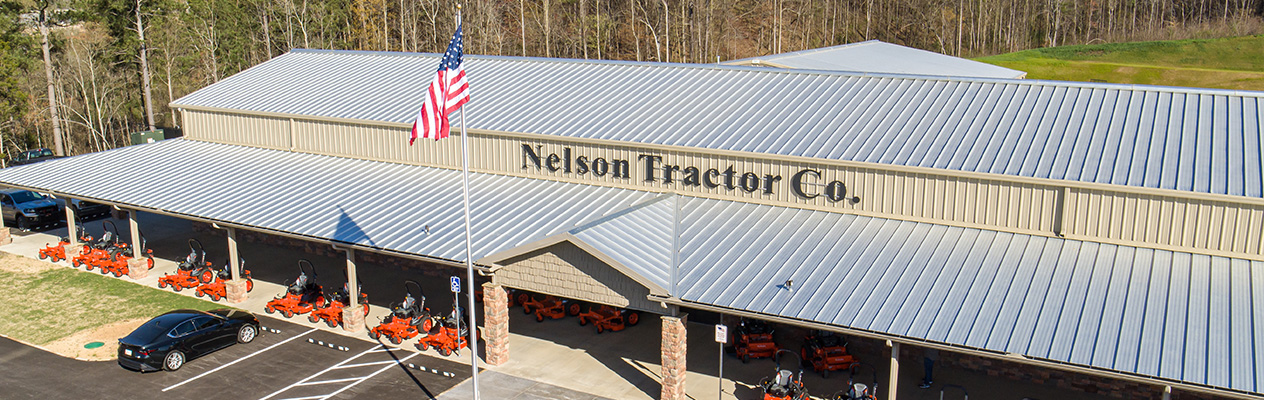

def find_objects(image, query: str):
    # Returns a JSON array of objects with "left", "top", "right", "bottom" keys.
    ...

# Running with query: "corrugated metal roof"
[
  {"left": 666, "top": 196, "right": 1264, "bottom": 394},
  {"left": 724, "top": 40, "right": 1028, "bottom": 79},
  {"left": 0, "top": 139, "right": 658, "bottom": 262},
  {"left": 567, "top": 195, "right": 674, "bottom": 292},
  {"left": 172, "top": 49, "right": 1264, "bottom": 199}
]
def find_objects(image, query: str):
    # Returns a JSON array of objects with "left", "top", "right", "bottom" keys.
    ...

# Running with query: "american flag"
[{"left": 410, "top": 25, "right": 470, "bottom": 144}]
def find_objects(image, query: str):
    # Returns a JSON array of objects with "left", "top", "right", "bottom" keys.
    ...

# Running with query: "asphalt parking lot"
[{"left": 0, "top": 316, "right": 471, "bottom": 400}]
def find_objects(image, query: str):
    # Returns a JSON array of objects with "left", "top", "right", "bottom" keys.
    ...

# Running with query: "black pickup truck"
[{"left": 8, "top": 148, "right": 62, "bottom": 167}]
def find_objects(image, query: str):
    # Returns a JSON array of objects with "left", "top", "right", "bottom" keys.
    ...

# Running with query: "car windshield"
[
  {"left": 38, "top": 149, "right": 52, "bottom": 157},
  {"left": 9, "top": 191, "right": 44, "bottom": 203}
]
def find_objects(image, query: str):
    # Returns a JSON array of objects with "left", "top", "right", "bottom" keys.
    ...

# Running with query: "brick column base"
[
  {"left": 342, "top": 306, "right": 365, "bottom": 332},
  {"left": 63, "top": 243, "right": 83, "bottom": 261},
  {"left": 225, "top": 279, "right": 249, "bottom": 303},
  {"left": 482, "top": 283, "right": 509, "bottom": 366},
  {"left": 0, "top": 227, "right": 11, "bottom": 245},
  {"left": 661, "top": 314, "right": 688, "bottom": 400},
  {"left": 127, "top": 258, "right": 149, "bottom": 279}
]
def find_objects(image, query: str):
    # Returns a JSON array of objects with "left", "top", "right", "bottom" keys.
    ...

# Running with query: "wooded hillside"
[{"left": 1, "top": 0, "right": 1261, "bottom": 159}]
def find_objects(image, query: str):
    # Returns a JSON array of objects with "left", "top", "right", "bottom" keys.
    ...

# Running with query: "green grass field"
[
  {"left": 0, "top": 253, "right": 225, "bottom": 345},
  {"left": 975, "top": 35, "right": 1264, "bottom": 90}
]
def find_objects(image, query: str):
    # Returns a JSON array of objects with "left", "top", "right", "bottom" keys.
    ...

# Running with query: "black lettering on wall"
[
  {"left": 739, "top": 172, "right": 760, "bottom": 193},
  {"left": 639, "top": 155, "right": 662, "bottom": 183},
  {"left": 576, "top": 156, "right": 590, "bottom": 174},
  {"left": 682, "top": 167, "right": 701, "bottom": 186},
  {"left": 546, "top": 154, "right": 561, "bottom": 172},
  {"left": 791, "top": 169, "right": 820, "bottom": 199},
  {"left": 592, "top": 158, "right": 609, "bottom": 176},
  {"left": 704, "top": 169, "right": 721, "bottom": 188},
  {"left": 522, "top": 144, "right": 543, "bottom": 169},
  {"left": 611, "top": 159, "right": 631, "bottom": 179}
]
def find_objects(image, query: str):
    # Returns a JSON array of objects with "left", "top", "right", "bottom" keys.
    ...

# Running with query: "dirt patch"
[
  {"left": 41, "top": 318, "right": 147, "bottom": 361},
  {"left": 0, "top": 251, "right": 59, "bottom": 274}
]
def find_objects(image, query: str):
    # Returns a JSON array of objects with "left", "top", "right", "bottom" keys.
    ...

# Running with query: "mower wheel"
[
  {"left": 157, "top": 280, "right": 167, "bottom": 288},
  {"left": 578, "top": 317, "right": 587, "bottom": 326},
  {"left": 522, "top": 305, "right": 531, "bottom": 314},
  {"left": 246, "top": 279, "right": 254, "bottom": 292},
  {"left": 596, "top": 325, "right": 604, "bottom": 334},
  {"left": 38, "top": 252, "right": 47, "bottom": 260},
  {"left": 567, "top": 303, "right": 582, "bottom": 316},
  {"left": 146, "top": 257, "right": 154, "bottom": 270},
  {"left": 421, "top": 318, "right": 434, "bottom": 332},
  {"left": 439, "top": 347, "right": 451, "bottom": 357},
  {"left": 195, "top": 290, "right": 204, "bottom": 298},
  {"left": 72, "top": 259, "right": 82, "bottom": 268},
  {"left": 163, "top": 350, "right": 186, "bottom": 371},
  {"left": 416, "top": 342, "right": 429, "bottom": 351},
  {"left": 536, "top": 314, "right": 544, "bottom": 322},
  {"left": 199, "top": 270, "right": 214, "bottom": 284},
  {"left": 368, "top": 329, "right": 380, "bottom": 340},
  {"left": 627, "top": 312, "right": 640, "bottom": 326},
  {"left": 264, "top": 305, "right": 275, "bottom": 314},
  {"left": 308, "top": 314, "right": 319, "bottom": 323},
  {"left": 389, "top": 335, "right": 401, "bottom": 345},
  {"left": 822, "top": 369, "right": 830, "bottom": 379},
  {"left": 516, "top": 293, "right": 529, "bottom": 307},
  {"left": 237, "top": 324, "right": 258, "bottom": 344},
  {"left": 282, "top": 309, "right": 294, "bottom": 318},
  {"left": 326, "top": 318, "right": 337, "bottom": 328},
  {"left": 174, "top": 285, "right": 183, "bottom": 292},
  {"left": 211, "top": 294, "right": 221, "bottom": 302},
  {"left": 741, "top": 353, "right": 749, "bottom": 363}
]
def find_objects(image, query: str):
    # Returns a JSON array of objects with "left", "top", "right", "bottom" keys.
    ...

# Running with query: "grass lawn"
[
  {"left": 975, "top": 35, "right": 1264, "bottom": 90},
  {"left": 0, "top": 252, "right": 226, "bottom": 346}
]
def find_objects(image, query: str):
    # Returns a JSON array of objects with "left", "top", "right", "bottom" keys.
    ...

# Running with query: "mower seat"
[
  {"left": 848, "top": 383, "right": 869, "bottom": 398},
  {"left": 775, "top": 370, "right": 793, "bottom": 387}
]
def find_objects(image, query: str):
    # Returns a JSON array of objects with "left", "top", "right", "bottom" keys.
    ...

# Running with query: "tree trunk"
[
  {"left": 136, "top": 0, "right": 156, "bottom": 132},
  {"left": 38, "top": 11, "right": 65, "bottom": 156},
  {"left": 661, "top": 0, "right": 668, "bottom": 62}
]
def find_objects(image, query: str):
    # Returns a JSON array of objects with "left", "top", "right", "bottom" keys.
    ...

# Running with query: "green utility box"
[{"left": 130, "top": 130, "right": 164, "bottom": 145}]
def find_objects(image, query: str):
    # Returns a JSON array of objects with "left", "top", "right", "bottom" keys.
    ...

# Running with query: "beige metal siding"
[
  {"left": 182, "top": 111, "right": 1264, "bottom": 261},
  {"left": 184, "top": 110, "right": 290, "bottom": 149},
  {"left": 1064, "top": 189, "right": 1264, "bottom": 259},
  {"left": 493, "top": 242, "right": 659, "bottom": 313}
]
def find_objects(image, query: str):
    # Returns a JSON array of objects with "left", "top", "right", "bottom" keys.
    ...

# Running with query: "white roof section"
[
  {"left": 724, "top": 40, "right": 1027, "bottom": 79},
  {"left": 0, "top": 139, "right": 657, "bottom": 262},
  {"left": 172, "top": 50, "right": 1264, "bottom": 199}
]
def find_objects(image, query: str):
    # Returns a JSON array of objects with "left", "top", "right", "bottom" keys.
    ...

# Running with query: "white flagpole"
[{"left": 455, "top": 5, "right": 481, "bottom": 400}]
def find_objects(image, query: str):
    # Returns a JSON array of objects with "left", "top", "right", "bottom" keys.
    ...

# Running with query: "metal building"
[{"left": 0, "top": 49, "right": 1260, "bottom": 400}]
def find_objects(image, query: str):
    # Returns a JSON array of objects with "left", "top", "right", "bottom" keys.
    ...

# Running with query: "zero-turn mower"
[
  {"left": 577, "top": 304, "right": 640, "bottom": 333},
  {"left": 38, "top": 226, "right": 92, "bottom": 262},
  {"left": 264, "top": 259, "right": 326, "bottom": 318},
  {"left": 732, "top": 318, "right": 779, "bottom": 363},
  {"left": 801, "top": 330, "right": 860, "bottom": 378},
  {"left": 831, "top": 364, "right": 879, "bottom": 400},
  {"left": 195, "top": 258, "right": 253, "bottom": 302},
  {"left": 367, "top": 280, "right": 433, "bottom": 344},
  {"left": 758, "top": 349, "right": 810, "bottom": 400},
  {"left": 309, "top": 268, "right": 368, "bottom": 328},
  {"left": 96, "top": 228, "right": 154, "bottom": 278},
  {"left": 415, "top": 305, "right": 478, "bottom": 356},
  {"left": 157, "top": 239, "right": 214, "bottom": 292},
  {"left": 71, "top": 221, "right": 122, "bottom": 271},
  {"left": 521, "top": 293, "right": 579, "bottom": 322}
]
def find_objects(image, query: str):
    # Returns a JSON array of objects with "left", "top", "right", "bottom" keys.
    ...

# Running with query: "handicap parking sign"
[{"left": 450, "top": 276, "right": 461, "bottom": 293}]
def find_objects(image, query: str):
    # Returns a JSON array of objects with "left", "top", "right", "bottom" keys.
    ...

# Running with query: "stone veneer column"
[
  {"left": 482, "top": 283, "right": 510, "bottom": 366},
  {"left": 660, "top": 313, "right": 688, "bottom": 400}
]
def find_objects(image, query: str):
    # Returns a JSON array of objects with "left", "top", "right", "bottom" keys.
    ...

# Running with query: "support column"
[
  {"left": 888, "top": 341, "right": 900, "bottom": 400},
  {"left": 125, "top": 210, "right": 148, "bottom": 279},
  {"left": 224, "top": 227, "right": 248, "bottom": 303},
  {"left": 1162, "top": 386, "right": 1172, "bottom": 400},
  {"left": 481, "top": 283, "right": 509, "bottom": 365},
  {"left": 62, "top": 200, "right": 81, "bottom": 260},
  {"left": 661, "top": 313, "right": 688, "bottom": 400},
  {"left": 341, "top": 248, "right": 364, "bottom": 332},
  {"left": 0, "top": 206, "right": 10, "bottom": 246}
]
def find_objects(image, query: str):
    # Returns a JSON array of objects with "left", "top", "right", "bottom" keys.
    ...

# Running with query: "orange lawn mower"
[
  {"left": 195, "top": 258, "right": 253, "bottom": 302},
  {"left": 265, "top": 260, "right": 326, "bottom": 318},
  {"left": 71, "top": 221, "right": 123, "bottom": 271},
  {"left": 520, "top": 293, "right": 581, "bottom": 322},
  {"left": 731, "top": 318, "right": 779, "bottom": 363},
  {"left": 830, "top": 364, "right": 879, "bottom": 400},
  {"left": 157, "top": 239, "right": 215, "bottom": 292},
  {"left": 415, "top": 304, "right": 479, "bottom": 357},
  {"left": 576, "top": 304, "right": 641, "bottom": 334},
  {"left": 368, "top": 280, "right": 434, "bottom": 345},
  {"left": 308, "top": 275, "right": 369, "bottom": 328},
  {"left": 758, "top": 349, "right": 810, "bottom": 400},
  {"left": 800, "top": 330, "right": 860, "bottom": 378},
  {"left": 37, "top": 226, "right": 92, "bottom": 262},
  {"left": 95, "top": 230, "right": 155, "bottom": 278}
]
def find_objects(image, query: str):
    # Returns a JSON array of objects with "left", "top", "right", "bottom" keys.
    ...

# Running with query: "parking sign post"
[{"left": 716, "top": 323, "right": 727, "bottom": 400}]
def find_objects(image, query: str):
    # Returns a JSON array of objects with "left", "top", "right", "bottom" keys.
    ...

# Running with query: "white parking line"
[
  {"left": 258, "top": 345, "right": 385, "bottom": 400},
  {"left": 314, "top": 352, "right": 419, "bottom": 400},
  {"left": 331, "top": 360, "right": 399, "bottom": 369},
  {"left": 295, "top": 377, "right": 365, "bottom": 386},
  {"left": 162, "top": 328, "right": 318, "bottom": 392},
  {"left": 275, "top": 396, "right": 326, "bottom": 400}
]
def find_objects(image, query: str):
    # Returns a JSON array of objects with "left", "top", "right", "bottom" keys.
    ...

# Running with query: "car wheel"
[
  {"left": 238, "top": 324, "right": 258, "bottom": 344},
  {"left": 16, "top": 216, "right": 28, "bottom": 231},
  {"left": 163, "top": 350, "right": 185, "bottom": 371}
]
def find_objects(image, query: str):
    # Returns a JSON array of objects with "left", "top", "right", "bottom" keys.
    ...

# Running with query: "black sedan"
[{"left": 117, "top": 309, "right": 259, "bottom": 372}]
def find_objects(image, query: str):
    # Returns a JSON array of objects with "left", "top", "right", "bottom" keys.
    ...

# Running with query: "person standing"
[{"left": 920, "top": 348, "right": 939, "bottom": 389}]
